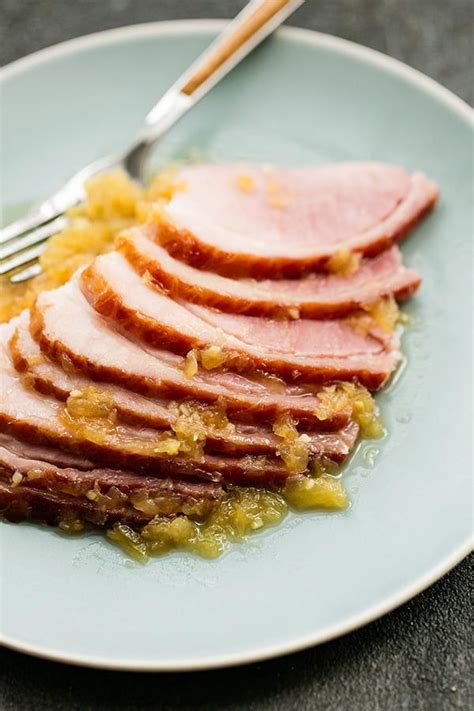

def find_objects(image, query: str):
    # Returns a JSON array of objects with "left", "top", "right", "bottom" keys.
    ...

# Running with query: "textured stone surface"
[
  {"left": 1, "top": 0, "right": 473, "bottom": 103},
  {"left": 0, "top": 1, "right": 472, "bottom": 706},
  {"left": 0, "top": 556, "right": 472, "bottom": 709}
]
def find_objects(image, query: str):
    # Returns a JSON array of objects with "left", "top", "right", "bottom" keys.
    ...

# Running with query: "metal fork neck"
[{"left": 123, "top": 90, "right": 194, "bottom": 177}]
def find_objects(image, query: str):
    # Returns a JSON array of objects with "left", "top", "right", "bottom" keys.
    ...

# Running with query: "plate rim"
[{"left": 0, "top": 19, "right": 472, "bottom": 672}]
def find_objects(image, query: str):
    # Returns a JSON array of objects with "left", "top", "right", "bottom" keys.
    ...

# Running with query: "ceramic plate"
[{"left": 1, "top": 21, "right": 472, "bottom": 670}]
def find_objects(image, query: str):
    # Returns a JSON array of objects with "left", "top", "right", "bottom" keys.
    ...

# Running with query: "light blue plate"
[{"left": 0, "top": 21, "right": 472, "bottom": 671}]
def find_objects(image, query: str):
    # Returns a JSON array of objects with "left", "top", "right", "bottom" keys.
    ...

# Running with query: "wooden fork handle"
[{"left": 181, "top": 0, "right": 304, "bottom": 96}]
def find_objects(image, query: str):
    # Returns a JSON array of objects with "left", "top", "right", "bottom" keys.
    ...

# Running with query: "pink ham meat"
[
  {"left": 10, "top": 311, "right": 179, "bottom": 430},
  {"left": 0, "top": 443, "right": 224, "bottom": 526},
  {"left": 118, "top": 228, "right": 421, "bottom": 319},
  {"left": 0, "top": 339, "right": 285, "bottom": 484},
  {"left": 0, "top": 431, "right": 96, "bottom": 471},
  {"left": 1, "top": 326, "right": 358, "bottom": 484},
  {"left": 81, "top": 252, "right": 399, "bottom": 389},
  {"left": 10, "top": 313, "right": 358, "bottom": 458},
  {"left": 154, "top": 163, "right": 438, "bottom": 278},
  {"left": 31, "top": 281, "right": 350, "bottom": 429},
  {"left": 0, "top": 481, "right": 198, "bottom": 528}
]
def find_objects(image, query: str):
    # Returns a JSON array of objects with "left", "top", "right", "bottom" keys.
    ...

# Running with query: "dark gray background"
[{"left": 0, "top": 1, "right": 472, "bottom": 708}]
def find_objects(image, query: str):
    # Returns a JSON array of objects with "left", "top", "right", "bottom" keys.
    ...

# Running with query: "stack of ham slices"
[{"left": 0, "top": 162, "right": 438, "bottom": 530}]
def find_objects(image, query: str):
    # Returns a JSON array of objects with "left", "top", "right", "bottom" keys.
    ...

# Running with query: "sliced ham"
[
  {"left": 154, "top": 163, "right": 438, "bottom": 278},
  {"left": 10, "top": 313, "right": 358, "bottom": 458},
  {"left": 0, "top": 159, "right": 435, "bottom": 537},
  {"left": 0, "top": 482, "right": 154, "bottom": 528},
  {"left": 1, "top": 328, "right": 358, "bottom": 484},
  {"left": 10, "top": 311, "right": 178, "bottom": 430},
  {"left": 0, "top": 447, "right": 224, "bottom": 526},
  {"left": 0, "top": 431, "right": 95, "bottom": 471},
  {"left": 81, "top": 252, "right": 399, "bottom": 389},
  {"left": 118, "top": 228, "right": 421, "bottom": 319},
  {"left": 31, "top": 281, "right": 349, "bottom": 429},
  {"left": 0, "top": 354, "right": 279, "bottom": 484}
]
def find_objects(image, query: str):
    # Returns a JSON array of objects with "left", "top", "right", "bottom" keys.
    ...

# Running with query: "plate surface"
[{"left": 0, "top": 21, "right": 472, "bottom": 671}]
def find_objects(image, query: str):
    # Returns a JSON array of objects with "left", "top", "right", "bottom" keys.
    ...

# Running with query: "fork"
[{"left": 0, "top": 0, "right": 304, "bottom": 283}]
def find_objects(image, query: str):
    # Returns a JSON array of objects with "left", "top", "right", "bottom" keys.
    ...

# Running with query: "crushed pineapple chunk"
[
  {"left": 283, "top": 474, "right": 348, "bottom": 510},
  {"left": 182, "top": 345, "right": 228, "bottom": 377},
  {"left": 236, "top": 175, "right": 256, "bottom": 193},
  {"left": 171, "top": 402, "right": 234, "bottom": 459},
  {"left": 327, "top": 247, "right": 361, "bottom": 276},
  {"left": 183, "top": 349, "right": 199, "bottom": 379},
  {"left": 130, "top": 492, "right": 181, "bottom": 516},
  {"left": 11, "top": 471, "right": 23, "bottom": 488},
  {"left": 26, "top": 468, "right": 44, "bottom": 481},
  {"left": 65, "top": 386, "right": 117, "bottom": 427},
  {"left": 345, "top": 296, "right": 399, "bottom": 336},
  {"left": 200, "top": 345, "right": 227, "bottom": 370},
  {"left": 183, "top": 344, "right": 227, "bottom": 379},
  {"left": 58, "top": 518, "right": 85, "bottom": 534},
  {"left": 153, "top": 438, "right": 181, "bottom": 456},
  {"left": 85, "top": 484, "right": 127, "bottom": 511},
  {"left": 273, "top": 413, "right": 310, "bottom": 474},
  {"left": 107, "top": 523, "right": 148, "bottom": 562},
  {"left": 315, "top": 382, "right": 383, "bottom": 438}
]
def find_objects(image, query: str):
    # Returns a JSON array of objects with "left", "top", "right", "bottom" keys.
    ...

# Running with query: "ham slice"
[
  {"left": 0, "top": 353, "right": 281, "bottom": 484},
  {"left": 155, "top": 163, "right": 438, "bottom": 278},
  {"left": 118, "top": 229, "right": 421, "bottom": 319},
  {"left": 0, "top": 431, "right": 95, "bottom": 471},
  {"left": 10, "top": 312, "right": 179, "bottom": 430},
  {"left": 0, "top": 446, "right": 224, "bottom": 526},
  {"left": 10, "top": 314, "right": 358, "bottom": 458},
  {"left": 31, "top": 282, "right": 349, "bottom": 429},
  {"left": 0, "top": 482, "right": 164, "bottom": 528},
  {"left": 81, "top": 252, "right": 399, "bottom": 389},
  {"left": 1, "top": 328, "right": 357, "bottom": 484}
]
